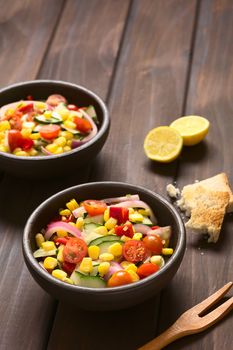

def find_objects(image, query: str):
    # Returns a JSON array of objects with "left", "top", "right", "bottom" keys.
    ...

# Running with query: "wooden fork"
[{"left": 139, "top": 282, "right": 233, "bottom": 350}]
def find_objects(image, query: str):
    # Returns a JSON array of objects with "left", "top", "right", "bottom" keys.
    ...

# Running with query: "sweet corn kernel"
[
  {"left": 42, "top": 241, "right": 56, "bottom": 251},
  {"left": 60, "top": 130, "right": 74, "bottom": 140},
  {"left": 28, "top": 149, "right": 38, "bottom": 156},
  {"left": 66, "top": 199, "right": 79, "bottom": 211},
  {"left": 127, "top": 270, "right": 139, "bottom": 282},
  {"left": 64, "top": 120, "right": 76, "bottom": 129},
  {"left": 128, "top": 207, "right": 134, "bottom": 215},
  {"left": 129, "top": 212, "right": 144, "bottom": 222},
  {"left": 54, "top": 136, "right": 66, "bottom": 147},
  {"left": 59, "top": 109, "right": 70, "bottom": 120},
  {"left": 14, "top": 151, "right": 29, "bottom": 156},
  {"left": 54, "top": 146, "right": 63, "bottom": 154},
  {"left": 99, "top": 253, "right": 114, "bottom": 261},
  {"left": 120, "top": 235, "right": 131, "bottom": 242},
  {"left": 57, "top": 230, "right": 68, "bottom": 237},
  {"left": 52, "top": 269, "right": 67, "bottom": 281},
  {"left": 79, "top": 257, "right": 93, "bottom": 273},
  {"left": 57, "top": 245, "right": 64, "bottom": 262},
  {"left": 98, "top": 262, "right": 110, "bottom": 276},
  {"left": 162, "top": 248, "right": 174, "bottom": 255},
  {"left": 125, "top": 263, "right": 137, "bottom": 273},
  {"left": 44, "top": 110, "right": 52, "bottom": 118},
  {"left": 68, "top": 222, "right": 76, "bottom": 227},
  {"left": 21, "top": 128, "right": 32, "bottom": 137},
  {"left": 88, "top": 245, "right": 100, "bottom": 260},
  {"left": 35, "top": 101, "right": 46, "bottom": 110},
  {"left": 0, "top": 145, "right": 8, "bottom": 152},
  {"left": 30, "top": 133, "right": 41, "bottom": 140},
  {"left": 46, "top": 143, "right": 58, "bottom": 153},
  {"left": 64, "top": 277, "right": 74, "bottom": 284},
  {"left": 108, "top": 242, "right": 122, "bottom": 257},
  {"left": 35, "top": 233, "right": 45, "bottom": 248},
  {"left": 0, "top": 120, "right": 11, "bottom": 131},
  {"left": 105, "top": 217, "right": 117, "bottom": 230},
  {"left": 76, "top": 217, "right": 84, "bottom": 229},
  {"left": 108, "top": 228, "right": 116, "bottom": 236},
  {"left": 43, "top": 257, "right": 58, "bottom": 270},
  {"left": 5, "top": 108, "right": 15, "bottom": 116},
  {"left": 94, "top": 226, "right": 108, "bottom": 236},
  {"left": 0, "top": 132, "right": 5, "bottom": 140},
  {"left": 59, "top": 209, "right": 71, "bottom": 216},
  {"left": 103, "top": 208, "right": 109, "bottom": 222},
  {"left": 133, "top": 233, "right": 143, "bottom": 240},
  {"left": 121, "top": 261, "right": 132, "bottom": 269},
  {"left": 66, "top": 140, "right": 72, "bottom": 147},
  {"left": 150, "top": 255, "right": 164, "bottom": 267},
  {"left": 138, "top": 208, "right": 150, "bottom": 216},
  {"left": 63, "top": 146, "right": 71, "bottom": 152}
]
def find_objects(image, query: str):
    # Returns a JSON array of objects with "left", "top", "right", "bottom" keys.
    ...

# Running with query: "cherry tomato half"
[
  {"left": 39, "top": 125, "right": 61, "bottom": 140},
  {"left": 73, "top": 117, "right": 92, "bottom": 134},
  {"left": 123, "top": 240, "right": 148, "bottom": 263},
  {"left": 63, "top": 237, "right": 87, "bottom": 264},
  {"left": 107, "top": 270, "right": 132, "bottom": 287},
  {"left": 137, "top": 263, "right": 159, "bottom": 279},
  {"left": 62, "top": 261, "right": 76, "bottom": 275},
  {"left": 143, "top": 235, "right": 163, "bottom": 254},
  {"left": 83, "top": 200, "right": 107, "bottom": 216}
]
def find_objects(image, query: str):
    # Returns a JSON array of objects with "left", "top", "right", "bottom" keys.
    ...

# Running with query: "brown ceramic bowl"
[
  {"left": 23, "top": 181, "right": 186, "bottom": 311},
  {"left": 0, "top": 80, "right": 109, "bottom": 178}
]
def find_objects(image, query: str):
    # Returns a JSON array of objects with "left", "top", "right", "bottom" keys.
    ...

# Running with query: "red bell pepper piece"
[
  {"left": 115, "top": 222, "right": 134, "bottom": 238},
  {"left": 55, "top": 237, "right": 69, "bottom": 245},
  {"left": 20, "top": 138, "right": 34, "bottom": 151},
  {"left": 18, "top": 102, "right": 34, "bottom": 113},
  {"left": 109, "top": 207, "right": 129, "bottom": 224},
  {"left": 151, "top": 226, "right": 160, "bottom": 230}
]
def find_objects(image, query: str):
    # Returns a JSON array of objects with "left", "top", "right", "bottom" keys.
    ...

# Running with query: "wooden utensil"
[{"left": 139, "top": 282, "right": 233, "bottom": 350}]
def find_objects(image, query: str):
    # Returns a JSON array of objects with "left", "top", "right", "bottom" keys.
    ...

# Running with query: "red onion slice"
[
  {"left": 133, "top": 224, "right": 151, "bottom": 235},
  {"left": 72, "top": 206, "right": 87, "bottom": 218},
  {"left": 71, "top": 140, "right": 85, "bottom": 149},
  {"left": 104, "top": 262, "right": 123, "bottom": 281},
  {"left": 102, "top": 194, "right": 140, "bottom": 204},
  {"left": 44, "top": 221, "right": 83, "bottom": 240},
  {"left": 112, "top": 200, "right": 157, "bottom": 223}
]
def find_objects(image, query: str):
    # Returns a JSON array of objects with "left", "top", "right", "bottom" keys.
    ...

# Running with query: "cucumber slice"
[
  {"left": 33, "top": 248, "right": 57, "bottom": 258},
  {"left": 86, "top": 105, "right": 97, "bottom": 120},
  {"left": 34, "top": 115, "right": 62, "bottom": 124},
  {"left": 84, "top": 214, "right": 104, "bottom": 225},
  {"left": 83, "top": 223, "right": 102, "bottom": 244},
  {"left": 142, "top": 216, "right": 153, "bottom": 226},
  {"left": 89, "top": 235, "right": 120, "bottom": 247},
  {"left": 98, "top": 240, "right": 123, "bottom": 254},
  {"left": 71, "top": 271, "right": 106, "bottom": 288}
]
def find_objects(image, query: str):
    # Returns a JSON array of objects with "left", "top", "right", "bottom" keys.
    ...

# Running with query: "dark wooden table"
[{"left": 0, "top": 1, "right": 232, "bottom": 349}]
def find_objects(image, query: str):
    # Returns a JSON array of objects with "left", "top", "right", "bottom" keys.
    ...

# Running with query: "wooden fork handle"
[{"left": 138, "top": 322, "right": 188, "bottom": 350}]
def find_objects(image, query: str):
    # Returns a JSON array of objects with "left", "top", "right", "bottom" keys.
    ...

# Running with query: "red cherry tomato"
[
  {"left": 137, "top": 263, "right": 159, "bottom": 279},
  {"left": 46, "top": 94, "right": 67, "bottom": 106},
  {"left": 107, "top": 270, "right": 132, "bottom": 287},
  {"left": 62, "top": 261, "right": 76, "bottom": 275},
  {"left": 109, "top": 207, "right": 129, "bottom": 224},
  {"left": 83, "top": 200, "right": 107, "bottom": 216},
  {"left": 8, "top": 130, "right": 23, "bottom": 151},
  {"left": 123, "top": 240, "right": 148, "bottom": 263},
  {"left": 63, "top": 238, "right": 87, "bottom": 264},
  {"left": 73, "top": 117, "right": 92, "bottom": 134},
  {"left": 114, "top": 222, "right": 134, "bottom": 238},
  {"left": 143, "top": 235, "right": 163, "bottom": 254},
  {"left": 67, "top": 104, "right": 79, "bottom": 111},
  {"left": 39, "top": 125, "right": 61, "bottom": 140}
]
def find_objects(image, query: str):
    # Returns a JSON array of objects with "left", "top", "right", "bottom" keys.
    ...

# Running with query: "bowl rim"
[
  {"left": 0, "top": 79, "right": 109, "bottom": 161},
  {"left": 23, "top": 181, "right": 186, "bottom": 295}
]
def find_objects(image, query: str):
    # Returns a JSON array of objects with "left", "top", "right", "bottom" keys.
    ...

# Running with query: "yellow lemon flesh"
[
  {"left": 170, "top": 115, "right": 210, "bottom": 146},
  {"left": 144, "top": 126, "right": 183, "bottom": 163}
]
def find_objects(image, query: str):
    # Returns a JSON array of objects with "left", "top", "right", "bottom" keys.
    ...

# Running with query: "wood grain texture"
[
  {"left": 157, "top": 0, "right": 233, "bottom": 349},
  {"left": 39, "top": 0, "right": 130, "bottom": 100},
  {"left": 48, "top": 1, "right": 197, "bottom": 349},
  {"left": 0, "top": 0, "right": 64, "bottom": 87}
]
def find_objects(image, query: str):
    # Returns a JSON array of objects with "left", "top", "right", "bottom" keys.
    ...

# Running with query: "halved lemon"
[
  {"left": 170, "top": 115, "right": 210, "bottom": 146},
  {"left": 143, "top": 126, "right": 183, "bottom": 163}
]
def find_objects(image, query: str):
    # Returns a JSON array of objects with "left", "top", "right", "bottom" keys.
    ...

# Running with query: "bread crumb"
[{"left": 166, "top": 184, "right": 180, "bottom": 199}]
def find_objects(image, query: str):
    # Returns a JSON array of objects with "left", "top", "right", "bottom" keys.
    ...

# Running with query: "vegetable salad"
[
  {"left": 33, "top": 195, "right": 174, "bottom": 288},
  {"left": 0, "top": 94, "right": 98, "bottom": 156}
]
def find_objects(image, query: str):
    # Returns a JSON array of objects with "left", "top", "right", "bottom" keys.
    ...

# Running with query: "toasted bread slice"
[{"left": 179, "top": 173, "right": 233, "bottom": 213}]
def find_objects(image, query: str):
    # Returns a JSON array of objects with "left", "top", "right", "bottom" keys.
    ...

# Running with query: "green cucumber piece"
[
  {"left": 83, "top": 223, "right": 102, "bottom": 244},
  {"left": 34, "top": 115, "right": 62, "bottom": 124},
  {"left": 89, "top": 234, "right": 120, "bottom": 247},
  {"left": 142, "top": 216, "right": 153, "bottom": 226},
  {"left": 33, "top": 248, "right": 57, "bottom": 258},
  {"left": 97, "top": 240, "right": 123, "bottom": 254},
  {"left": 71, "top": 271, "right": 106, "bottom": 288},
  {"left": 84, "top": 214, "right": 104, "bottom": 225},
  {"left": 86, "top": 105, "right": 97, "bottom": 120}
]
